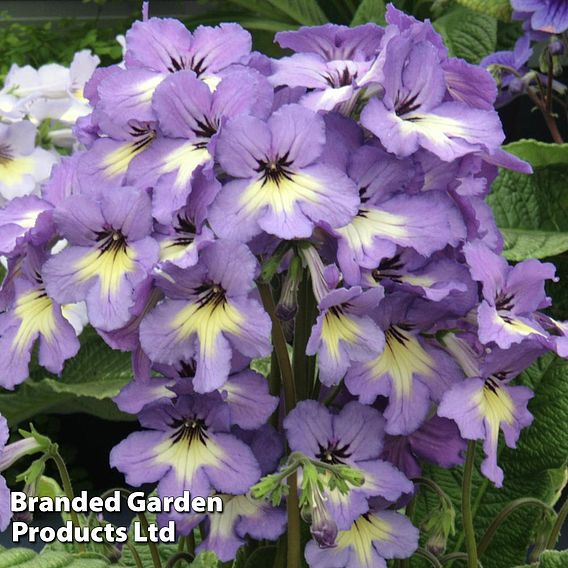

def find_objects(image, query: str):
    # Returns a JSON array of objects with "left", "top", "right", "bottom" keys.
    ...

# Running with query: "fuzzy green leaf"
[
  {"left": 515, "top": 550, "right": 568, "bottom": 568},
  {"left": 414, "top": 354, "right": 568, "bottom": 567},
  {"left": 0, "top": 327, "right": 133, "bottom": 424},
  {"left": 264, "top": 0, "right": 327, "bottom": 25},
  {"left": 454, "top": 0, "right": 512, "bottom": 21},
  {"left": 488, "top": 141, "right": 568, "bottom": 261},
  {"left": 434, "top": 7, "right": 497, "bottom": 63},
  {"left": 351, "top": 0, "right": 386, "bottom": 26},
  {"left": 0, "top": 549, "right": 109, "bottom": 568}
]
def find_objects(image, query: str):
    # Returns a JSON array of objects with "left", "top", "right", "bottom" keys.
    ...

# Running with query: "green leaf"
[
  {"left": 515, "top": 550, "right": 568, "bottom": 568},
  {"left": 0, "top": 327, "right": 134, "bottom": 425},
  {"left": 189, "top": 551, "right": 219, "bottom": 567},
  {"left": 264, "top": 0, "right": 327, "bottom": 25},
  {"left": 0, "top": 549, "right": 37, "bottom": 567},
  {"left": 503, "top": 139, "right": 568, "bottom": 168},
  {"left": 535, "top": 551, "right": 568, "bottom": 567},
  {"left": 434, "top": 7, "right": 497, "bottom": 63},
  {"left": 351, "top": 0, "right": 386, "bottom": 26},
  {"left": 243, "top": 546, "right": 277, "bottom": 568},
  {"left": 0, "top": 549, "right": 108, "bottom": 568},
  {"left": 454, "top": 0, "right": 512, "bottom": 21},
  {"left": 488, "top": 140, "right": 568, "bottom": 261},
  {"left": 414, "top": 354, "right": 568, "bottom": 568}
]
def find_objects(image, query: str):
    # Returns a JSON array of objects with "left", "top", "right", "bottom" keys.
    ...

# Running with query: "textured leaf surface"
[
  {"left": 351, "top": 0, "right": 386, "bottom": 26},
  {"left": 0, "top": 328, "right": 133, "bottom": 424},
  {"left": 265, "top": 0, "right": 327, "bottom": 25},
  {"left": 0, "top": 549, "right": 108, "bottom": 568},
  {"left": 515, "top": 550, "right": 568, "bottom": 567},
  {"left": 488, "top": 141, "right": 568, "bottom": 261},
  {"left": 454, "top": 0, "right": 511, "bottom": 21},
  {"left": 434, "top": 7, "right": 497, "bottom": 63},
  {"left": 414, "top": 355, "right": 568, "bottom": 568}
]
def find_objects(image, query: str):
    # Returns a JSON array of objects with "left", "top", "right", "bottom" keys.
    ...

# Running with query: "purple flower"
[
  {"left": 306, "top": 286, "right": 385, "bottom": 386},
  {"left": 360, "top": 35, "right": 504, "bottom": 161},
  {"left": 164, "top": 426, "right": 285, "bottom": 559},
  {"left": 0, "top": 246, "right": 80, "bottom": 388},
  {"left": 345, "top": 294, "right": 464, "bottom": 435},
  {"left": 127, "top": 68, "right": 272, "bottom": 223},
  {"left": 304, "top": 508, "right": 419, "bottom": 568},
  {"left": 208, "top": 104, "right": 359, "bottom": 241},
  {"left": 125, "top": 19, "right": 251, "bottom": 80},
  {"left": 332, "top": 145, "right": 466, "bottom": 286},
  {"left": 512, "top": 0, "right": 568, "bottom": 34},
  {"left": 275, "top": 24, "right": 383, "bottom": 61},
  {"left": 110, "top": 391, "right": 261, "bottom": 500},
  {"left": 464, "top": 241, "right": 555, "bottom": 349},
  {"left": 382, "top": 416, "right": 466, "bottom": 480},
  {"left": 438, "top": 335, "right": 542, "bottom": 486},
  {"left": 43, "top": 187, "right": 159, "bottom": 331},
  {"left": 0, "top": 195, "right": 54, "bottom": 256},
  {"left": 438, "top": 367, "right": 534, "bottom": 487},
  {"left": 284, "top": 401, "right": 412, "bottom": 530},
  {"left": 139, "top": 241, "right": 271, "bottom": 392}
]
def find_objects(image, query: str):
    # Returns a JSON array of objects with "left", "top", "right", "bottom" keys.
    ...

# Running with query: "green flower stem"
[
  {"left": 187, "top": 531, "right": 195, "bottom": 557},
  {"left": 165, "top": 552, "right": 194, "bottom": 568},
  {"left": 441, "top": 552, "right": 484, "bottom": 566},
  {"left": 293, "top": 274, "right": 316, "bottom": 401},
  {"left": 258, "top": 282, "right": 297, "bottom": 414},
  {"left": 99, "top": 488, "right": 162, "bottom": 568},
  {"left": 414, "top": 477, "right": 453, "bottom": 506},
  {"left": 258, "top": 281, "right": 300, "bottom": 568},
  {"left": 47, "top": 448, "right": 85, "bottom": 553},
  {"left": 545, "top": 494, "right": 568, "bottom": 550},
  {"left": 415, "top": 547, "right": 444, "bottom": 567},
  {"left": 135, "top": 503, "right": 163, "bottom": 568},
  {"left": 323, "top": 380, "right": 343, "bottom": 406},
  {"left": 125, "top": 541, "right": 144, "bottom": 568},
  {"left": 462, "top": 441, "right": 479, "bottom": 568},
  {"left": 477, "top": 497, "right": 555, "bottom": 556}
]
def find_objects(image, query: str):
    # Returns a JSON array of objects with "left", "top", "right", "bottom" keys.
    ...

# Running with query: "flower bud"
[
  {"left": 0, "top": 437, "right": 43, "bottom": 472},
  {"left": 509, "top": 77, "right": 526, "bottom": 96},
  {"left": 421, "top": 500, "right": 456, "bottom": 556},
  {"left": 549, "top": 38, "right": 565, "bottom": 56}
]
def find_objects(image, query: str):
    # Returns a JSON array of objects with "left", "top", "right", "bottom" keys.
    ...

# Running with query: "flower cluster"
[{"left": 1, "top": 3, "right": 567, "bottom": 566}]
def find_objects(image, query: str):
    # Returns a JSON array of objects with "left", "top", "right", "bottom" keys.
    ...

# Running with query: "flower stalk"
[{"left": 462, "top": 441, "right": 479, "bottom": 568}]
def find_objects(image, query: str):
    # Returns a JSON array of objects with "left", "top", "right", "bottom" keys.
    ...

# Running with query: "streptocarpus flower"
[
  {"left": 0, "top": 195, "right": 54, "bottom": 256},
  {"left": 360, "top": 35, "right": 504, "bottom": 161},
  {"left": 127, "top": 67, "right": 272, "bottom": 223},
  {"left": 438, "top": 342, "right": 539, "bottom": 487},
  {"left": 110, "top": 391, "right": 261, "bottom": 501},
  {"left": 139, "top": 240, "right": 271, "bottom": 392},
  {"left": 306, "top": 286, "right": 385, "bottom": 386},
  {"left": 345, "top": 294, "right": 463, "bottom": 435},
  {"left": 304, "top": 508, "right": 419, "bottom": 568},
  {"left": 439, "top": 377, "right": 533, "bottom": 488},
  {"left": 464, "top": 241, "right": 555, "bottom": 349},
  {"left": 208, "top": 103, "right": 359, "bottom": 241},
  {"left": 512, "top": 0, "right": 568, "bottom": 34},
  {"left": 332, "top": 145, "right": 466, "bottom": 285},
  {"left": 0, "top": 246, "right": 80, "bottom": 388},
  {"left": 176, "top": 426, "right": 286, "bottom": 561},
  {"left": 42, "top": 186, "right": 159, "bottom": 331},
  {"left": 382, "top": 416, "right": 466, "bottom": 480},
  {"left": 284, "top": 401, "right": 412, "bottom": 530}
]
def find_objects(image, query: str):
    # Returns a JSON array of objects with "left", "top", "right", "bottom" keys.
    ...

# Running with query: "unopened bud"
[{"left": 549, "top": 39, "right": 564, "bottom": 56}]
